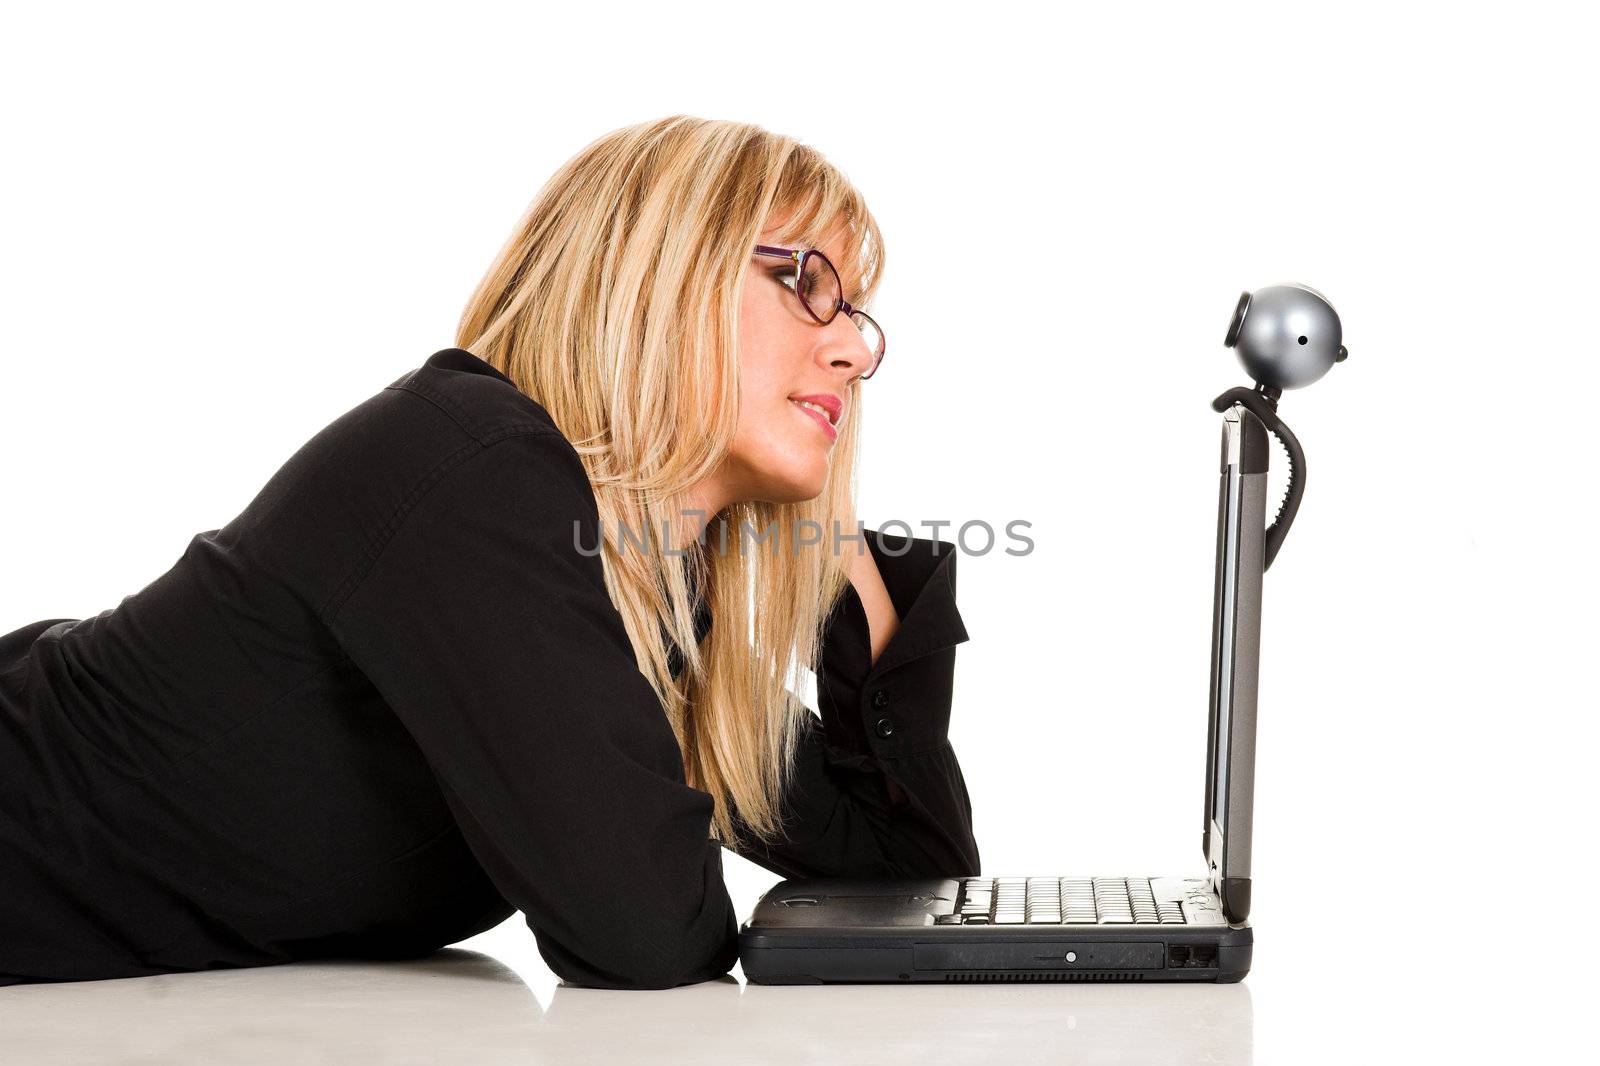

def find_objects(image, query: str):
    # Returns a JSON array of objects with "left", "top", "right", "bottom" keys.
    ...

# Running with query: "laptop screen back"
[{"left": 1203, "top": 406, "right": 1267, "bottom": 918}]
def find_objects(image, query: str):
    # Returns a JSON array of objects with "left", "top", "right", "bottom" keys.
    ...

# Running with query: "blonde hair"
[{"left": 454, "top": 116, "right": 884, "bottom": 846}]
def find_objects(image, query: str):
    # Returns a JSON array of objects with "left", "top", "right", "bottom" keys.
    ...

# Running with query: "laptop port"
[
  {"left": 1188, "top": 944, "right": 1218, "bottom": 968},
  {"left": 1167, "top": 945, "right": 1190, "bottom": 968}
]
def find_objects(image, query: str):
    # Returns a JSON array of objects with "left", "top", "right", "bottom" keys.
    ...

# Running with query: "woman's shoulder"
[
  {"left": 380, "top": 348, "right": 563, "bottom": 449},
  {"left": 286, "top": 347, "right": 581, "bottom": 498},
  {"left": 214, "top": 349, "right": 594, "bottom": 623}
]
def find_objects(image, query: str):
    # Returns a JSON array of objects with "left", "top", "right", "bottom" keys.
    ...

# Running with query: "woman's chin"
[{"left": 751, "top": 468, "right": 828, "bottom": 506}]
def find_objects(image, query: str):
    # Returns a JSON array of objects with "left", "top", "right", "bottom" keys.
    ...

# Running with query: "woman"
[{"left": 0, "top": 116, "right": 980, "bottom": 990}]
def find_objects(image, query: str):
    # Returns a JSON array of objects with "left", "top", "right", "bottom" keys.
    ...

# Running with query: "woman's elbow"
[
  {"left": 535, "top": 919, "right": 739, "bottom": 990},
  {"left": 883, "top": 836, "right": 982, "bottom": 880}
]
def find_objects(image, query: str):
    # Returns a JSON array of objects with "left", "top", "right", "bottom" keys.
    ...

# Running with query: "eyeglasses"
[{"left": 753, "top": 244, "right": 885, "bottom": 380}]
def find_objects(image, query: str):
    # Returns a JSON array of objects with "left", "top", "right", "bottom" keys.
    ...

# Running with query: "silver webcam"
[{"left": 1224, "top": 283, "right": 1347, "bottom": 392}]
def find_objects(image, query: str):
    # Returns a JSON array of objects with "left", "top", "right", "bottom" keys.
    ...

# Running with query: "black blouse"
[{"left": 0, "top": 348, "right": 979, "bottom": 990}]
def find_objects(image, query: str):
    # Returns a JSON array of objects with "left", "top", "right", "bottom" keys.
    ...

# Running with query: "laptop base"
[{"left": 739, "top": 877, "right": 1252, "bottom": 985}]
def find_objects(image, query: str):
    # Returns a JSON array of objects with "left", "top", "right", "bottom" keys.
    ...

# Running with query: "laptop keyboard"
[{"left": 943, "top": 877, "right": 1187, "bottom": 925}]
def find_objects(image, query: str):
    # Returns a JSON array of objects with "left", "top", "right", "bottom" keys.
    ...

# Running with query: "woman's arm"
[
  {"left": 328, "top": 429, "right": 739, "bottom": 990},
  {"left": 727, "top": 527, "right": 981, "bottom": 880},
  {"left": 841, "top": 522, "right": 900, "bottom": 664}
]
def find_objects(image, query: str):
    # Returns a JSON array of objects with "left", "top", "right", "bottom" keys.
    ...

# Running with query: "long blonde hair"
[{"left": 454, "top": 116, "right": 884, "bottom": 846}]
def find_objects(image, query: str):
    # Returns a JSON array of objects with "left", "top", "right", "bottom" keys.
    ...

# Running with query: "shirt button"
[
  {"left": 872, "top": 690, "right": 891, "bottom": 709},
  {"left": 874, "top": 717, "right": 895, "bottom": 738}
]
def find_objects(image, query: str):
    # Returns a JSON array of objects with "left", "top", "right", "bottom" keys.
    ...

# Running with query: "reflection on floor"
[{"left": 0, "top": 949, "right": 1253, "bottom": 1065}]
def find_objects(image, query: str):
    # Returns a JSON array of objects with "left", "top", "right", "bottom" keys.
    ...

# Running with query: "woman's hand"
[{"left": 841, "top": 523, "right": 900, "bottom": 666}]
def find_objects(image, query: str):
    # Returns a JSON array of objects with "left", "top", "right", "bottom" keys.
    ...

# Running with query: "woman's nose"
[{"left": 817, "top": 316, "right": 874, "bottom": 378}]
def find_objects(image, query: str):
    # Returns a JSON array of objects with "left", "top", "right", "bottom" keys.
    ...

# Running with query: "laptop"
[{"left": 738, "top": 401, "right": 1277, "bottom": 984}]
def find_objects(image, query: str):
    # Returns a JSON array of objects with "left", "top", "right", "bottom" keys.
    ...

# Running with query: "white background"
[{"left": 3, "top": 2, "right": 1595, "bottom": 1062}]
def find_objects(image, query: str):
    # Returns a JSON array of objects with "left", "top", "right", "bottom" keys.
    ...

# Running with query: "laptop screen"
[
  {"left": 1210, "top": 462, "right": 1239, "bottom": 835},
  {"left": 1204, "top": 406, "right": 1265, "bottom": 898}
]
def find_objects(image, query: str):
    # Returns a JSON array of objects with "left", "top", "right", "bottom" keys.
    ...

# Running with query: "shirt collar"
[{"left": 423, "top": 347, "right": 519, "bottom": 389}]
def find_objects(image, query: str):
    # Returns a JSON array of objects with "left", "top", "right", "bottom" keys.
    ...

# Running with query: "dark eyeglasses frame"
[{"left": 753, "top": 244, "right": 884, "bottom": 380}]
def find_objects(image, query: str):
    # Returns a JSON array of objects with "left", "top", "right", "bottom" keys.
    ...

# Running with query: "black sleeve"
[
  {"left": 326, "top": 429, "right": 738, "bottom": 990},
  {"left": 727, "top": 527, "right": 981, "bottom": 880}
]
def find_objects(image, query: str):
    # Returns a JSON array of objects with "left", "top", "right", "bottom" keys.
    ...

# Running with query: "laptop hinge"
[{"left": 1221, "top": 877, "right": 1252, "bottom": 921}]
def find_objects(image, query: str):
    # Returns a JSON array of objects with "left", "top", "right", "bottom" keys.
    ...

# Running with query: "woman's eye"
[{"left": 773, "top": 271, "right": 797, "bottom": 292}]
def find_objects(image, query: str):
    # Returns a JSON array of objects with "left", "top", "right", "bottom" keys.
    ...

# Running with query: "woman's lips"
[{"left": 791, "top": 399, "right": 838, "bottom": 442}]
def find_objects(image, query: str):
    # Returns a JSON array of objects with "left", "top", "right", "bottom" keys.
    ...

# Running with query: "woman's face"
[{"left": 710, "top": 223, "right": 875, "bottom": 510}]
